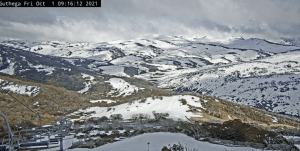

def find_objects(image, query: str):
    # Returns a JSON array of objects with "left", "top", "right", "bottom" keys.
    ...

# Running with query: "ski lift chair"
[
  {"left": 17, "top": 129, "right": 50, "bottom": 150},
  {"left": 49, "top": 138, "right": 59, "bottom": 144},
  {"left": 0, "top": 145, "right": 9, "bottom": 151},
  {"left": 2, "top": 135, "right": 20, "bottom": 149},
  {"left": 17, "top": 129, "right": 44, "bottom": 143},
  {"left": 1, "top": 136, "right": 10, "bottom": 145},
  {"left": 46, "top": 131, "right": 59, "bottom": 145},
  {"left": 18, "top": 141, "right": 49, "bottom": 150}
]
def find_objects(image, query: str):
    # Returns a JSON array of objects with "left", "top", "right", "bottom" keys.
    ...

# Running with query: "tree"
[{"left": 110, "top": 114, "right": 123, "bottom": 120}]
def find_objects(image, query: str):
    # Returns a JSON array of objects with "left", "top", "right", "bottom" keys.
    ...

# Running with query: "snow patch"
[
  {"left": 28, "top": 62, "right": 55, "bottom": 75},
  {"left": 1, "top": 82, "right": 40, "bottom": 96},
  {"left": 105, "top": 78, "right": 140, "bottom": 97},
  {"left": 33, "top": 101, "right": 39, "bottom": 106},
  {"left": 266, "top": 114, "right": 278, "bottom": 123},
  {"left": 90, "top": 99, "right": 116, "bottom": 104},
  {"left": 0, "top": 59, "right": 15, "bottom": 75},
  {"left": 78, "top": 73, "right": 97, "bottom": 93},
  {"left": 100, "top": 66, "right": 128, "bottom": 77},
  {"left": 70, "top": 95, "right": 203, "bottom": 121}
]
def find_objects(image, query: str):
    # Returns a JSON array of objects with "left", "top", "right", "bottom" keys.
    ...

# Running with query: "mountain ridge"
[{"left": 1, "top": 35, "right": 300, "bottom": 118}]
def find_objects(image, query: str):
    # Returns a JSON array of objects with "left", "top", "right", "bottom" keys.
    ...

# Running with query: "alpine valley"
[{"left": 1, "top": 35, "right": 300, "bottom": 150}]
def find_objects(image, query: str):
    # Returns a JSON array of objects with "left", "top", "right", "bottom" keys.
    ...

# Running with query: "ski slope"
[
  {"left": 69, "top": 95, "right": 204, "bottom": 121},
  {"left": 45, "top": 132, "right": 264, "bottom": 151}
]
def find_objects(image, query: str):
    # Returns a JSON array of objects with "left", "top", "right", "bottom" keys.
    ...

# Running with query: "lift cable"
[{"left": 0, "top": 87, "right": 42, "bottom": 126}]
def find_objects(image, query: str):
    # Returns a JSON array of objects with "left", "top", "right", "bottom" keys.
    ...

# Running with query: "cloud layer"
[{"left": 0, "top": 0, "right": 300, "bottom": 42}]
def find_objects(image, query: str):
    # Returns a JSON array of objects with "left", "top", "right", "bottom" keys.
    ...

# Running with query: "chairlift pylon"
[{"left": 0, "top": 112, "right": 13, "bottom": 151}]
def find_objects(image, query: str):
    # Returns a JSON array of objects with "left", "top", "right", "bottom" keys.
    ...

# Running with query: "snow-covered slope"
[
  {"left": 0, "top": 78, "right": 39, "bottom": 96},
  {"left": 77, "top": 73, "right": 97, "bottom": 93},
  {"left": 45, "top": 132, "right": 263, "bottom": 151},
  {"left": 1, "top": 35, "right": 300, "bottom": 116},
  {"left": 69, "top": 95, "right": 204, "bottom": 121},
  {"left": 105, "top": 78, "right": 143, "bottom": 97},
  {"left": 0, "top": 44, "right": 99, "bottom": 92}
]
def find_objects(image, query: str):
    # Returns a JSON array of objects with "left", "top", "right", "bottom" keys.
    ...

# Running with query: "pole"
[
  {"left": 38, "top": 113, "right": 42, "bottom": 128},
  {"left": 59, "top": 123, "right": 64, "bottom": 151},
  {"left": 0, "top": 112, "right": 13, "bottom": 151},
  {"left": 147, "top": 142, "right": 150, "bottom": 151},
  {"left": 59, "top": 137, "right": 63, "bottom": 151}
]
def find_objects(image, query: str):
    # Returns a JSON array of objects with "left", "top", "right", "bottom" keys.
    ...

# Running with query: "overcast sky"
[{"left": 0, "top": 0, "right": 300, "bottom": 42}]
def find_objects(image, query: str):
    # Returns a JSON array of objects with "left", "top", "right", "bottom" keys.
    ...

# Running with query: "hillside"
[
  {"left": 0, "top": 73, "right": 299, "bottom": 132},
  {"left": 1, "top": 36, "right": 300, "bottom": 151},
  {"left": 1, "top": 35, "right": 300, "bottom": 117}
]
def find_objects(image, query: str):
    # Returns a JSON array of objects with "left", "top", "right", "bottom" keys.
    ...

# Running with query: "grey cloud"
[
  {"left": 0, "top": 8, "right": 55, "bottom": 24},
  {"left": 270, "top": 23, "right": 300, "bottom": 36},
  {"left": 200, "top": 20, "right": 231, "bottom": 32},
  {"left": 0, "top": 0, "right": 300, "bottom": 42},
  {"left": 238, "top": 26, "right": 265, "bottom": 34}
]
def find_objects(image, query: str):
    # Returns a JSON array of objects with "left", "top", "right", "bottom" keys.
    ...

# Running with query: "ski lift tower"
[{"left": 0, "top": 112, "right": 13, "bottom": 151}]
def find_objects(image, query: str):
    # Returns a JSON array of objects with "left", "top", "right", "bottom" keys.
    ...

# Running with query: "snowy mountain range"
[{"left": 1, "top": 35, "right": 300, "bottom": 117}]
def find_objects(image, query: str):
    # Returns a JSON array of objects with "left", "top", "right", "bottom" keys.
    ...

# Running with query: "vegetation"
[
  {"left": 161, "top": 143, "right": 198, "bottom": 151},
  {"left": 1, "top": 74, "right": 300, "bottom": 151},
  {"left": 181, "top": 119, "right": 299, "bottom": 150}
]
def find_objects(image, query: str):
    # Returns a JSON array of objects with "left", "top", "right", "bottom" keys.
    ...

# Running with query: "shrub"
[
  {"left": 152, "top": 111, "right": 169, "bottom": 119},
  {"left": 100, "top": 116, "right": 108, "bottom": 121},
  {"left": 161, "top": 143, "right": 198, "bottom": 151},
  {"left": 131, "top": 113, "right": 150, "bottom": 120},
  {"left": 202, "top": 119, "right": 279, "bottom": 144},
  {"left": 179, "top": 99, "right": 187, "bottom": 105},
  {"left": 139, "top": 98, "right": 147, "bottom": 103},
  {"left": 110, "top": 114, "right": 123, "bottom": 120}
]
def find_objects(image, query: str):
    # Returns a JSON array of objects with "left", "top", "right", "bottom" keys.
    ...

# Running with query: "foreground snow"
[
  {"left": 46, "top": 132, "right": 263, "bottom": 151},
  {"left": 69, "top": 95, "right": 204, "bottom": 121}
]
